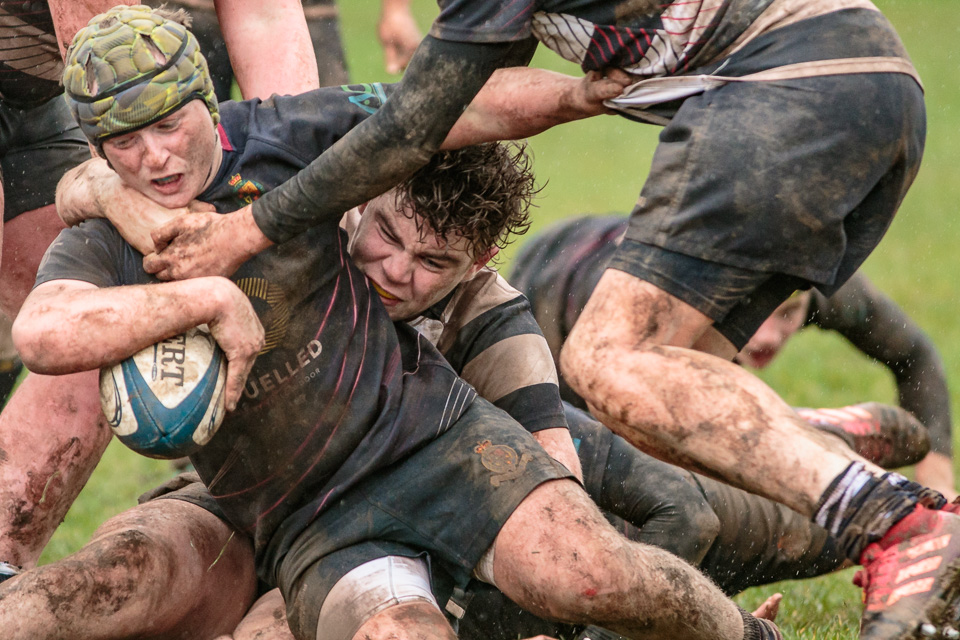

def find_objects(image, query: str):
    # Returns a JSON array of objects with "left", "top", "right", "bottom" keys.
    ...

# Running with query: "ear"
[{"left": 466, "top": 246, "right": 499, "bottom": 278}]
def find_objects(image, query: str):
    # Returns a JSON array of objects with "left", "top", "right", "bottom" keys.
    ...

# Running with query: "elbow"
[{"left": 12, "top": 310, "right": 66, "bottom": 374}]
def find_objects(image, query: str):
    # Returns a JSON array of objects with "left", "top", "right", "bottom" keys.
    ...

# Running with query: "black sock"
[
  {"left": 814, "top": 461, "right": 945, "bottom": 561},
  {"left": 0, "top": 561, "right": 20, "bottom": 583},
  {"left": 0, "top": 357, "right": 23, "bottom": 408}
]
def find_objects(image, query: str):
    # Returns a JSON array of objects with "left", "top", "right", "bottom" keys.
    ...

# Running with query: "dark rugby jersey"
[
  {"left": 511, "top": 215, "right": 953, "bottom": 456},
  {"left": 342, "top": 209, "right": 566, "bottom": 434},
  {"left": 35, "top": 85, "right": 477, "bottom": 579},
  {"left": 0, "top": 1, "right": 63, "bottom": 107},
  {"left": 429, "top": 0, "right": 781, "bottom": 76}
]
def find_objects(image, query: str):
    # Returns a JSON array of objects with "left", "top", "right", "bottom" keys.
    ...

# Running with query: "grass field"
[{"left": 34, "top": 1, "right": 960, "bottom": 638}]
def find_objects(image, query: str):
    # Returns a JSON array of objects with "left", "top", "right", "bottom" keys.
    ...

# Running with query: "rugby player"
[
  {"left": 11, "top": 7, "right": 783, "bottom": 640},
  {"left": 510, "top": 215, "right": 955, "bottom": 497},
  {"left": 131, "top": 0, "right": 953, "bottom": 635},
  {"left": 0, "top": 0, "right": 326, "bottom": 582},
  {"left": 51, "top": 140, "right": 922, "bottom": 640}
]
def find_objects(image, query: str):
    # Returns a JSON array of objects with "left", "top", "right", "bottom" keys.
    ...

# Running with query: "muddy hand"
[
  {"left": 207, "top": 279, "right": 265, "bottom": 411},
  {"left": 581, "top": 69, "right": 633, "bottom": 115},
  {"left": 144, "top": 205, "right": 269, "bottom": 280}
]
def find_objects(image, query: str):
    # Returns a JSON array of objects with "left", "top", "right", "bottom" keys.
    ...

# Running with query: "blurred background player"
[
  {"left": 510, "top": 215, "right": 955, "bottom": 498},
  {"left": 0, "top": 0, "right": 322, "bottom": 582}
]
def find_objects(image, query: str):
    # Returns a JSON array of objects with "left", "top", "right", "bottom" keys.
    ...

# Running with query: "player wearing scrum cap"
[
  {"left": 12, "top": 6, "right": 785, "bottom": 640},
  {"left": 0, "top": 0, "right": 322, "bottom": 583}
]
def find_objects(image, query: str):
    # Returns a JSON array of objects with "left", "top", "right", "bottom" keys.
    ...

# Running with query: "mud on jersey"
[{"left": 35, "top": 85, "right": 477, "bottom": 577}]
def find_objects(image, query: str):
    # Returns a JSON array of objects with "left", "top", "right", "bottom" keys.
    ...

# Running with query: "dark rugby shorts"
[
  {"left": 1, "top": 95, "right": 90, "bottom": 221},
  {"left": 277, "top": 398, "right": 571, "bottom": 640},
  {"left": 144, "top": 399, "right": 571, "bottom": 640},
  {"left": 611, "top": 9, "right": 925, "bottom": 349}
]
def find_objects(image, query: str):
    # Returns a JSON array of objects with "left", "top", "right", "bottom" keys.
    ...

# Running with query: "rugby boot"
[
  {"left": 796, "top": 403, "right": 930, "bottom": 469},
  {"left": 856, "top": 506, "right": 960, "bottom": 639}
]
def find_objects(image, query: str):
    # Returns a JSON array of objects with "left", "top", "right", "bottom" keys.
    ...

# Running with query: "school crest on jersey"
[{"left": 228, "top": 173, "right": 265, "bottom": 206}]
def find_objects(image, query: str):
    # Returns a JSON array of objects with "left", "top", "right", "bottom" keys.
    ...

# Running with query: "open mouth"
[
  {"left": 371, "top": 281, "right": 399, "bottom": 301},
  {"left": 152, "top": 174, "right": 183, "bottom": 190}
]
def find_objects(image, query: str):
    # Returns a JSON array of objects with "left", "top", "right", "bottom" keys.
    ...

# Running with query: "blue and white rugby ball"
[{"left": 100, "top": 326, "right": 227, "bottom": 459}]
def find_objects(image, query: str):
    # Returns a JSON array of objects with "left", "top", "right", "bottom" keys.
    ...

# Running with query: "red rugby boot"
[
  {"left": 797, "top": 403, "right": 930, "bottom": 470},
  {"left": 857, "top": 506, "right": 960, "bottom": 639}
]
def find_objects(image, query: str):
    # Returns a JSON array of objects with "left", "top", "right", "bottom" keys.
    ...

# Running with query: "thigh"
[
  {"left": 492, "top": 478, "right": 638, "bottom": 615},
  {"left": 0, "top": 204, "right": 65, "bottom": 317}
]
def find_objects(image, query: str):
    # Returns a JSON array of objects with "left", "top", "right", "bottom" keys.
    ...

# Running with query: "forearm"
[
  {"left": 443, "top": 68, "right": 619, "bottom": 149},
  {"left": 251, "top": 36, "right": 512, "bottom": 244},
  {"left": 57, "top": 159, "right": 183, "bottom": 255},
  {"left": 215, "top": 0, "right": 319, "bottom": 98},
  {"left": 14, "top": 278, "right": 235, "bottom": 374}
]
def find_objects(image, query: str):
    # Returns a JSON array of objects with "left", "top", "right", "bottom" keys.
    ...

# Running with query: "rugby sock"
[
  {"left": 814, "top": 461, "right": 946, "bottom": 561},
  {"left": 739, "top": 607, "right": 783, "bottom": 640},
  {"left": 0, "top": 561, "right": 20, "bottom": 583},
  {"left": 0, "top": 357, "right": 22, "bottom": 407}
]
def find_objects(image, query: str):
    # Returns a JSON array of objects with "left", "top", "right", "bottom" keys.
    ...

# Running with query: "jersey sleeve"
[
  {"left": 808, "top": 272, "right": 953, "bottom": 457},
  {"left": 34, "top": 220, "right": 129, "bottom": 290},
  {"left": 438, "top": 272, "right": 567, "bottom": 434},
  {"left": 430, "top": 0, "right": 535, "bottom": 43}
]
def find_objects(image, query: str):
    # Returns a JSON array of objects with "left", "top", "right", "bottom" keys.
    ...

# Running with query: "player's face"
[
  {"left": 736, "top": 291, "right": 812, "bottom": 369},
  {"left": 101, "top": 100, "right": 221, "bottom": 209},
  {"left": 351, "top": 193, "right": 496, "bottom": 321}
]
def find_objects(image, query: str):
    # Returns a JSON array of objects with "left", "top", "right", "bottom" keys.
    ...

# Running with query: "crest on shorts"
[{"left": 475, "top": 440, "right": 532, "bottom": 487}]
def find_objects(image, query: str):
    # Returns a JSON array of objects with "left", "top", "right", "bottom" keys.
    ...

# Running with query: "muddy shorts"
[
  {"left": 0, "top": 94, "right": 90, "bottom": 222},
  {"left": 610, "top": 8, "right": 925, "bottom": 349},
  {"left": 275, "top": 399, "right": 572, "bottom": 640}
]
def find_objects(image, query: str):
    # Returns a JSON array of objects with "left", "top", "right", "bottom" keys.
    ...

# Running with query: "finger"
[
  {"left": 151, "top": 218, "right": 184, "bottom": 249},
  {"left": 143, "top": 252, "right": 162, "bottom": 274},
  {"left": 224, "top": 356, "right": 254, "bottom": 412},
  {"left": 385, "top": 46, "right": 402, "bottom": 74}
]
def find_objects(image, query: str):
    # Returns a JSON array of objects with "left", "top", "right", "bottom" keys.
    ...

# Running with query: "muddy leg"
[
  {"left": 349, "top": 602, "right": 456, "bottom": 640},
  {"left": 232, "top": 588, "right": 296, "bottom": 640},
  {"left": 0, "top": 499, "right": 256, "bottom": 639},
  {"left": 493, "top": 478, "right": 746, "bottom": 640},
  {"left": 0, "top": 205, "right": 112, "bottom": 568},
  {"left": 561, "top": 270, "right": 877, "bottom": 517}
]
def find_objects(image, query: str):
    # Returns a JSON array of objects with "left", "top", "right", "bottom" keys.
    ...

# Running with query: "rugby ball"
[{"left": 99, "top": 326, "right": 227, "bottom": 459}]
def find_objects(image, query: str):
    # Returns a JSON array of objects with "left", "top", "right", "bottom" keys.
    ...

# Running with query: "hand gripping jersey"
[{"left": 35, "top": 85, "right": 477, "bottom": 579}]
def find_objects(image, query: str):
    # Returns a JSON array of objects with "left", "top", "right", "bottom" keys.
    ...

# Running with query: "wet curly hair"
[{"left": 392, "top": 142, "right": 539, "bottom": 259}]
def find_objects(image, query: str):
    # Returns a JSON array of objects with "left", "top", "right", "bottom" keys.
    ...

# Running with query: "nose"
[
  {"left": 141, "top": 134, "right": 169, "bottom": 169},
  {"left": 381, "top": 251, "right": 413, "bottom": 284}
]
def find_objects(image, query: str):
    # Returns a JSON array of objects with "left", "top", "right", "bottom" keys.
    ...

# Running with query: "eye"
[
  {"left": 422, "top": 257, "right": 444, "bottom": 270},
  {"left": 108, "top": 136, "right": 134, "bottom": 150},
  {"left": 378, "top": 223, "right": 398, "bottom": 244}
]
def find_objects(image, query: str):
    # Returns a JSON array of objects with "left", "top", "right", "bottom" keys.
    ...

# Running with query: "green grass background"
[{"left": 32, "top": 2, "right": 960, "bottom": 638}]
